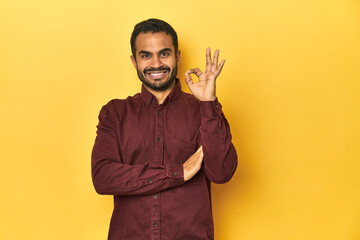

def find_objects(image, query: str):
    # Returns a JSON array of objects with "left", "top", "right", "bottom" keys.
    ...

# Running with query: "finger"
[
  {"left": 185, "top": 68, "right": 203, "bottom": 86},
  {"left": 188, "top": 68, "right": 203, "bottom": 78},
  {"left": 195, "top": 145, "right": 203, "bottom": 154},
  {"left": 191, "top": 150, "right": 203, "bottom": 169},
  {"left": 197, "top": 149, "right": 204, "bottom": 164},
  {"left": 215, "top": 59, "right": 226, "bottom": 76},
  {"left": 189, "top": 145, "right": 203, "bottom": 160},
  {"left": 196, "top": 146, "right": 203, "bottom": 160},
  {"left": 213, "top": 49, "right": 219, "bottom": 70},
  {"left": 205, "top": 48, "right": 212, "bottom": 72},
  {"left": 184, "top": 70, "right": 194, "bottom": 86},
  {"left": 189, "top": 146, "right": 203, "bottom": 162},
  {"left": 199, "top": 147, "right": 204, "bottom": 160}
]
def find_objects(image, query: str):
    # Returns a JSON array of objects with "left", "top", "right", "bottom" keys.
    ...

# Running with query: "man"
[{"left": 92, "top": 18, "right": 237, "bottom": 240}]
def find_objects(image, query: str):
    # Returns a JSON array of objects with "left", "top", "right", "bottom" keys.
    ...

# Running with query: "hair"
[{"left": 130, "top": 18, "right": 178, "bottom": 59}]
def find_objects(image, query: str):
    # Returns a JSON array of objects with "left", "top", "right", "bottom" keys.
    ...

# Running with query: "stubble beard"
[{"left": 137, "top": 64, "right": 178, "bottom": 91}]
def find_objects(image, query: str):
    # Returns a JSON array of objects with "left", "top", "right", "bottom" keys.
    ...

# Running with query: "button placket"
[
  {"left": 154, "top": 107, "right": 164, "bottom": 164},
  {"left": 152, "top": 106, "right": 164, "bottom": 239}
]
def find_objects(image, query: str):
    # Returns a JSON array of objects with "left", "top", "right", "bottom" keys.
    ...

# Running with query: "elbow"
[
  {"left": 205, "top": 160, "right": 238, "bottom": 184},
  {"left": 92, "top": 169, "right": 111, "bottom": 195},
  {"left": 212, "top": 175, "right": 234, "bottom": 184},
  {"left": 92, "top": 178, "right": 107, "bottom": 195},
  {"left": 203, "top": 143, "right": 238, "bottom": 184},
  {"left": 91, "top": 161, "right": 112, "bottom": 195},
  {"left": 207, "top": 171, "right": 235, "bottom": 184},
  {"left": 205, "top": 155, "right": 238, "bottom": 184}
]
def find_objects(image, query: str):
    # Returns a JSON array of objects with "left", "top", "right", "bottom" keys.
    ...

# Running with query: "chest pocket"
[{"left": 165, "top": 137, "right": 197, "bottom": 165}]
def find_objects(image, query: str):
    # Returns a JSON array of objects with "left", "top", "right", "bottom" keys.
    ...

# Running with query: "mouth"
[{"left": 146, "top": 70, "right": 168, "bottom": 80}]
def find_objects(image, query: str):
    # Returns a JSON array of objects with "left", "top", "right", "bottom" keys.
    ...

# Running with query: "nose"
[{"left": 151, "top": 55, "right": 162, "bottom": 68}]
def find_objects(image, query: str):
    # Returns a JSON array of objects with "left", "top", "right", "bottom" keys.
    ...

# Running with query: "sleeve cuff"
[
  {"left": 199, "top": 98, "right": 223, "bottom": 118},
  {"left": 167, "top": 165, "right": 185, "bottom": 182}
]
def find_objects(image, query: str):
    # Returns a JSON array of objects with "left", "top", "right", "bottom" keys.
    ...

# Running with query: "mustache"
[{"left": 143, "top": 66, "right": 171, "bottom": 74}]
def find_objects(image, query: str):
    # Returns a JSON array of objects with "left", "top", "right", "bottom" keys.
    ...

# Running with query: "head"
[{"left": 130, "top": 19, "right": 180, "bottom": 91}]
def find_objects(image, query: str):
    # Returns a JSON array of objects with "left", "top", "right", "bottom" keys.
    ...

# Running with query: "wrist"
[{"left": 198, "top": 96, "right": 216, "bottom": 102}]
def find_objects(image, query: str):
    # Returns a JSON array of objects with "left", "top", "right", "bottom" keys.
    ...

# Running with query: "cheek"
[
  {"left": 164, "top": 59, "right": 176, "bottom": 68},
  {"left": 137, "top": 64, "right": 147, "bottom": 73}
]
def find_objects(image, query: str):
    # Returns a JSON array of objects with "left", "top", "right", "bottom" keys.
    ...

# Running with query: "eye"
[
  {"left": 141, "top": 54, "right": 150, "bottom": 59},
  {"left": 160, "top": 52, "right": 170, "bottom": 57}
]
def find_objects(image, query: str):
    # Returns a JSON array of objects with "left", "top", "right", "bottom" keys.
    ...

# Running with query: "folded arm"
[{"left": 91, "top": 103, "right": 185, "bottom": 195}]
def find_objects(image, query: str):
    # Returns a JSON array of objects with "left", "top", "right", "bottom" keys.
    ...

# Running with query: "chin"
[{"left": 146, "top": 78, "right": 174, "bottom": 91}]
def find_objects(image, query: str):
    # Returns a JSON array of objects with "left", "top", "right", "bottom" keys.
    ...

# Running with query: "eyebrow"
[
  {"left": 138, "top": 50, "right": 151, "bottom": 55},
  {"left": 159, "top": 48, "right": 172, "bottom": 54},
  {"left": 138, "top": 48, "right": 172, "bottom": 56}
]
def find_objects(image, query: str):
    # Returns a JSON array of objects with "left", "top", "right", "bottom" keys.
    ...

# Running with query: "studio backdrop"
[{"left": 1, "top": 0, "right": 359, "bottom": 239}]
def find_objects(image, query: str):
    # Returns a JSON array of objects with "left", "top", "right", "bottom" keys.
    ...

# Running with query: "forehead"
[{"left": 135, "top": 32, "right": 174, "bottom": 53}]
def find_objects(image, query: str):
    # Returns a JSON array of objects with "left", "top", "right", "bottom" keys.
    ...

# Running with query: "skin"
[
  {"left": 131, "top": 32, "right": 225, "bottom": 182},
  {"left": 131, "top": 32, "right": 180, "bottom": 104}
]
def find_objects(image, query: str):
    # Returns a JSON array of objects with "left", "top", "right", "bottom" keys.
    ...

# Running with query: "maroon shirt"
[{"left": 91, "top": 79, "right": 237, "bottom": 240}]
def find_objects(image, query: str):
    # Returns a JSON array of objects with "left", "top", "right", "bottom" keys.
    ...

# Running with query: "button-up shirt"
[{"left": 91, "top": 79, "right": 238, "bottom": 240}]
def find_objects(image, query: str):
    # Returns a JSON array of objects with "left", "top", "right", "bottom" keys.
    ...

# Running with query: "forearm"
[
  {"left": 92, "top": 102, "right": 185, "bottom": 196},
  {"left": 91, "top": 155, "right": 184, "bottom": 195},
  {"left": 198, "top": 99, "right": 238, "bottom": 183}
]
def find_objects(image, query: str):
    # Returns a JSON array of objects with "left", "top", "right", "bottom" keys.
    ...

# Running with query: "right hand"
[{"left": 183, "top": 146, "right": 204, "bottom": 181}]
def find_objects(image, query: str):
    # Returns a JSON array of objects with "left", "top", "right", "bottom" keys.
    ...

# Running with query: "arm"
[
  {"left": 198, "top": 99, "right": 237, "bottom": 183},
  {"left": 184, "top": 48, "right": 238, "bottom": 183},
  {"left": 91, "top": 102, "right": 186, "bottom": 195}
]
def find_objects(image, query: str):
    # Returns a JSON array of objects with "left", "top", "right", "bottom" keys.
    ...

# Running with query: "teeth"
[{"left": 150, "top": 73, "right": 164, "bottom": 76}]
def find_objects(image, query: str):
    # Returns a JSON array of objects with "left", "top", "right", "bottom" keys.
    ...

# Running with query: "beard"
[{"left": 136, "top": 64, "right": 178, "bottom": 91}]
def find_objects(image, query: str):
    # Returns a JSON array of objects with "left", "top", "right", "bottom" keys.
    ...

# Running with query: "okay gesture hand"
[{"left": 185, "top": 48, "right": 225, "bottom": 101}]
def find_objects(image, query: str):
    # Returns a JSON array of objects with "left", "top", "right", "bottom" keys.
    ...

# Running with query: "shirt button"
[
  {"left": 157, "top": 137, "right": 162, "bottom": 142},
  {"left": 152, "top": 99, "right": 156, "bottom": 103},
  {"left": 157, "top": 111, "right": 162, "bottom": 116},
  {"left": 169, "top": 101, "right": 172, "bottom": 105},
  {"left": 149, "top": 179, "right": 152, "bottom": 183},
  {"left": 153, "top": 221, "right": 158, "bottom": 227},
  {"left": 173, "top": 172, "right": 177, "bottom": 177},
  {"left": 154, "top": 194, "right": 158, "bottom": 199},
  {"left": 146, "top": 101, "right": 150, "bottom": 105},
  {"left": 215, "top": 104, "right": 219, "bottom": 109}
]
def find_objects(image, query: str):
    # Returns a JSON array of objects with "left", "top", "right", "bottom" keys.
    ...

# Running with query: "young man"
[{"left": 92, "top": 18, "right": 237, "bottom": 240}]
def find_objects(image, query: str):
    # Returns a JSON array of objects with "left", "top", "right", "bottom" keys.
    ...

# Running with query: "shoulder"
[
  {"left": 96, "top": 93, "right": 142, "bottom": 122},
  {"left": 102, "top": 93, "right": 142, "bottom": 111},
  {"left": 178, "top": 91, "right": 200, "bottom": 106}
]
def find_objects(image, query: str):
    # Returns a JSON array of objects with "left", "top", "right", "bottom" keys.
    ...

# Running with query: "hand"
[
  {"left": 185, "top": 48, "right": 225, "bottom": 101},
  {"left": 183, "top": 146, "right": 204, "bottom": 182}
]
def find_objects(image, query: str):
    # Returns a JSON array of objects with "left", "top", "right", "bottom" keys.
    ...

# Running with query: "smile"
[{"left": 147, "top": 71, "right": 168, "bottom": 79}]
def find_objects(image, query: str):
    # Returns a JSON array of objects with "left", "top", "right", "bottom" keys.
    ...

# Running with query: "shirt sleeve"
[
  {"left": 198, "top": 98, "right": 238, "bottom": 183},
  {"left": 91, "top": 102, "right": 185, "bottom": 196}
]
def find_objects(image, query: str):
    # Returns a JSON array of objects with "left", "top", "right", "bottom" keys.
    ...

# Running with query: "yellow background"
[{"left": 1, "top": 0, "right": 359, "bottom": 239}]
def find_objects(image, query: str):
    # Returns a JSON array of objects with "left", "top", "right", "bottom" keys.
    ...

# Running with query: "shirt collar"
[{"left": 141, "top": 78, "right": 182, "bottom": 105}]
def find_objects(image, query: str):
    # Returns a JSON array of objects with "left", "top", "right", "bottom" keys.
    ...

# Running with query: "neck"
[{"left": 144, "top": 80, "right": 176, "bottom": 104}]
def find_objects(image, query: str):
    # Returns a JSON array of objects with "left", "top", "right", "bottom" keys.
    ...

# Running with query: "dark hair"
[{"left": 130, "top": 18, "right": 178, "bottom": 59}]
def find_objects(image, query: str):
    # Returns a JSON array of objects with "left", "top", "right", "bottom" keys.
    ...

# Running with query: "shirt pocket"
[{"left": 166, "top": 137, "right": 197, "bottom": 165}]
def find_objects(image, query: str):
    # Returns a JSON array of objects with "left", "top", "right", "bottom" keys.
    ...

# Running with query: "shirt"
[{"left": 91, "top": 79, "right": 238, "bottom": 240}]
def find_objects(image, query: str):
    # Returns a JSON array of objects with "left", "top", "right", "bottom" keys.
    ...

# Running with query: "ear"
[
  {"left": 130, "top": 55, "right": 137, "bottom": 68},
  {"left": 176, "top": 50, "right": 181, "bottom": 63}
]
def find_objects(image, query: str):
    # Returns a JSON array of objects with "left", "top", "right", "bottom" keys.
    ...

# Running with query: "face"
[{"left": 131, "top": 32, "right": 180, "bottom": 91}]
